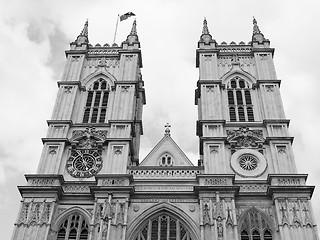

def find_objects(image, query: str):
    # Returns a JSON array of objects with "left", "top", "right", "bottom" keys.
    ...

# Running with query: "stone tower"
[
  {"left": 11, "top": 19, "right": 145, "bottom": 240},
  {"left": 12, "top": 18, "right": 318, "bottom": 240},
  {"left": 194, "top": 18, "right": 318, "bottom": 240}
]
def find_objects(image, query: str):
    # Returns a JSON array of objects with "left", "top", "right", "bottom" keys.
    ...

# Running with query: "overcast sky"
[{"left": 0, "top": 0, "right": 319, "bottom": 238}]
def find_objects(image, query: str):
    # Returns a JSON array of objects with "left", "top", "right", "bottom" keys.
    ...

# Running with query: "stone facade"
[{"left": 11, "top": 18, "right": 319, "bottom": 240}]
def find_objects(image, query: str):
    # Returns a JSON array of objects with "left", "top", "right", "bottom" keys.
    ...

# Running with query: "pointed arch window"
[
  {"left": 56, "top": 213, "right": 88, "bottom": 240},
  {"left": 134, "top": 213, "right": 193, "bottom": 240},
  {"left": 159, "top": 153, "right": 174, "bottom": 166},
  {"left": 227, "top": 76, "right": 254, "bottom": 122},
  {"left": 239, "top": 209, "right": 272, "bottom": 240},
  {"left": 83, "top": 79, "right": 109, "bottom": 123}
]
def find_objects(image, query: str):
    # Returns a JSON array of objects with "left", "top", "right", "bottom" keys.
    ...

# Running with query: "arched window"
[
  {"left": 134, "top": 213, "right": 193, "bottom": 240},
  {"left": 227, "top": 76, "right": 254, "bottom": 122},
  {"left": 57, "top": 213, "right": 88, "bottom": 240},
  {"left": 83, "top": 79, "right": 109, "bottom": 123},
  {"left": 239, "top": 209, "right": 272, "bottom": 240},
  {"left": 159, "top": 153, "right": 174, "bottom": 166}
]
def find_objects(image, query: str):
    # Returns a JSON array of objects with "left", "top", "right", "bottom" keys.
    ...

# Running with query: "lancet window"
[
  {"left": 239, "top": 209, "right": 272, "bottom": 240},
  {"left": 227, "top": 77, "right": 254, "bottom": 122},
  {"left": 83, "top": 79, "right": 109, "bottom": 123},
  {"left": 134, "top": 213, "right": 193, "bottom": 240},
  {"left": 56, "top": 213, "right": 88, "bottom": 240},
  {"left": 159, "top": 153, "right": 174, "bottom": 166}
]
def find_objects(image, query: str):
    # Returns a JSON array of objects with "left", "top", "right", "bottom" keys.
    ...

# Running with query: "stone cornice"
[
  {"left": 41, "top": 138, "right": 69, "bottom": 144},
  {"left": 265, "top": 137, "right": 294, "bottom": 144},
  {"left": 263, "top": 119, "right": 290, "bottom": 126},
  {"left": 47, "top": 120, "right": 73, "bottom": 126}
]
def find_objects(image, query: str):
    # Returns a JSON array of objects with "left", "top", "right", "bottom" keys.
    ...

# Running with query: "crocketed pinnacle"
[
  {"left": 164, "top": 123, "right": 171, "bottom": 136},
  {"left": 202, "top": 17, "right": 210, "bottom": 35},
  {"left": 252, "top": 16, "right": 261, "bottom": 35},
  {"left": 130, "top": 19, "right": 137, "bottom": 35},
  {"left": 80, "top": 19, "right": 89, "bottom": 36}
]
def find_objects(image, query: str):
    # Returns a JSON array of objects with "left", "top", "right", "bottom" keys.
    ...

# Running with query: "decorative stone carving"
[
  {"left": 206, "top": 85, "right": 214, "bottom": 92},
  {"left": 94, "top": 203, "right": 103, "bottom": 224},
  {"left": 204, "top": 178, "right": 227, "bottom": 185},
  {"left": 277, "top": 178, "right": 301, "bottom": 186},
  {"left": 48, "top": 147, "right": 57, "bottom": 155},
  {"left": 265, "top": 85, "right": 274, "bottom": 92},
  {"left": 203, "top": 202, "right": 210, "bottom": 225},
  {"left": 116, "top": 203, "right": 125, "bottom": 225},
  {"left": 31, "top": 179, "right": 55, "bottom": 186},
  {"left": 88, "top": 49, "right": 119, "bottom": 55},
  {"left": 67, "top": 127, "right": 106, "bottom": 178},
  {"left": 101, "top": 179, "right": 124, "bottom": 186},
  {"left": 227, "top": 127, "right": 264, "bottom": 149},
  {"left": 63, "top": 185, "right": 90, "bottom": 193},
  {"left": 70, "top": 127, "right": 108, "bottom": 143},
  {"left": 189, "top": 205, "right": 195, "bottom": 212},
  {"left": 239, "top": 184, "right": 268, "bottom": 192},
  {"left": 133, "top": 205, "right": 139, "bottom": 212},
  {"left": 17, "top": 202, "right": 51, "bottom": 226},
  {"left": 130, "top": 169, "right": 201, "bottom": 179},
  {"left": 121, "top": 86, "right": 130, "bottom": 92},
  {"left": 64, "top": 86, "right": 72, "bottom": 94},
  {"left": 114, "top": 146, "right": 123, "bottom": 155},
  {"left": 291, "top": 204, "right": 301, "bottom": 227},
  {"left": 301, "top": 200, "right": 312, "bottom": 225},
  {"left": 279, "top": 201, "right": 289, "bottom": 225},
  {"left": 226, "top": 207, "right": 233, "bottom": 227},
  {"left": 210, "top": 146, "right": 219, "bottom": 154}
]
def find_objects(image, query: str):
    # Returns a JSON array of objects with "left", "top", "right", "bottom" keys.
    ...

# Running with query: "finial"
[
  {"left": 202, "top": 17, "right": 210, "bottom": 35},
  {"left": 164, "top": 123, "right": 171, "bottom": 136},
  {"left": 130, "top": 19, "right": 137, "bottom": 35},
  {"left": 80, "top": 19, "right": 89, "bottom": 36},
  {"left": 252, "top": 16, "right": 261, "bottom": 35}
]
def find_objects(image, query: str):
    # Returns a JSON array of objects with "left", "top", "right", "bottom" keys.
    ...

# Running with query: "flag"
[{"left": 119, "top": 12, "right": 136, "bottom": 21}]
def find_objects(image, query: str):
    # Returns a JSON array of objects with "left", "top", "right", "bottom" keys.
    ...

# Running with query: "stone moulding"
[{"left": 128, "top": 166, "right": 204, "bottom": 179}]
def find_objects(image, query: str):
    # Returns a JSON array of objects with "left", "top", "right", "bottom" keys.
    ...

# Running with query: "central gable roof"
[{"left": 140, "top": 134, "right": 194, "bottom": 166}]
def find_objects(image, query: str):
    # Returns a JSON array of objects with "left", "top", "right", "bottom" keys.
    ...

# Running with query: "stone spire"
[
  {"left": 74, "top": 19, "right": 89, "bottom": 45},
  {"left": 130, "top": 19, "right": 137, "bottom": 35},
  {"left": 252, "top": 17, "right": 261, "bottom": 35},
  {"left": 202, "top": 18, "right": 210, "bottom": 35},
  {"left": 123, "top": 19, "right": 140, "bottom": 48},
  {"left": 80, "top": 19, "right": 89, "bottom": 37},
  {"left": 251, "top": 17, "right": 269, "bottom": 45},
  {"left": 198, "top": 17, "right": 216, "bottom": 48}
]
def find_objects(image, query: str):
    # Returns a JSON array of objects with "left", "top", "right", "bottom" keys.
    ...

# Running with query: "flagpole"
[{"left": 113, "top": 14, "right": 120, "bottom": 44}]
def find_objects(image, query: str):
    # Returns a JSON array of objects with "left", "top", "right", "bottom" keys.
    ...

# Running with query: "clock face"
[{"left": 66, "top": 149, "right": 102, "bottom": 178}]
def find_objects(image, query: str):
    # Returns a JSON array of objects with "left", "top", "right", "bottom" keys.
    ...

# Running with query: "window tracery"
[
  {"left": 227, "top": 77, "right": 254, "bottom": 122},
  {"left": 56, "top": 213, "right": 88, "bottom": 240},
  {"left": 239, "top": 209, "right": 272, "bottom": 240},
  {"left": 159, "top": 153, "right": 174, "bottom": 166},
  {"left": 134, "top": 213, "right": 193, "bottom": 240},
  {"left": 83, "top": 79, "right": 109, "bottom": 123}
]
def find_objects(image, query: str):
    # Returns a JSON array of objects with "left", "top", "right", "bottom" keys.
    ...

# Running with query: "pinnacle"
[
  {"left": 202, "top": 17, "right": 210, "bottom": 35},
  {"left": 80, "top": 19, "right": 89, "bottom": 37},
  {"left": 130, "top": 19, "right": 137, "bottom": 35},
  {"left": 252, "top": 16, "right": 261, "bottom": 35}
]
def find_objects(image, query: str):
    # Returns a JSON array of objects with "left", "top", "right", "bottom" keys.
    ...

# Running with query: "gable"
[{"left": 140, "top": 135, "right": 194, "bottom": 167}]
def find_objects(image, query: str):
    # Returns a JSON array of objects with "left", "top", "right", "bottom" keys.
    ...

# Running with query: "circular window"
[
  {"left": 239, "top": 154, "right": 258, "bottom": 171},
  {"left": 230, "top": 149, "right": 267, "bottom": 178}
]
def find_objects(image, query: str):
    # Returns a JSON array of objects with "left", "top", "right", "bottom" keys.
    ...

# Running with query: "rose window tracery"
[{"left": 239, "top": 154, "right": 258, "bottom": 171}]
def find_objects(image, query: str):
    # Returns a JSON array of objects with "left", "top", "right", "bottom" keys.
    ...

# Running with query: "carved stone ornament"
[
  {"left": 230, "top": 149, "right": 267, "bottom": 178},
  {"left": 17, "top": 202, "right": 51, "bottom": 227},
  {"left": 70, "top": 127, "right": 108, "bottom": 148},
  {"left": 203, "top": 202, "right": 210, "bottom": 225},
  {"left": 66, "top": 127, "right": 106, "bottom": 178},
  {"left": 227, "top": 127, "right": 264, "bottom": 149}
]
